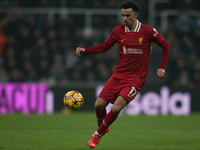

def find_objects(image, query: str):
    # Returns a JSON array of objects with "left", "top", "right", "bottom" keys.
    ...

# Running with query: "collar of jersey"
[{"left": 125, "top": 20, "right": 141, "bottom": 33}]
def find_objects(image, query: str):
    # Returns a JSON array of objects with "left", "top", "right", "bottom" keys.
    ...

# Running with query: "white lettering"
[
  {"left": 123, "top": 46, "right": 127, "bottom": 54},
  {"left": 160, "top": 87, "right": 169, "bottom": 115},
  {"left": 123, "top": 46, "right": 143, "bottom": 54},
  {"left": 141, "top": 92, "right": 160, "bottom": 115},
  {"left": 169, "top": 92, "right": 190, "bottom": 116},
  {"left": 46, "top": 91, "right": 54, "bottom": 114},
  {"left": 127, "top": 48, "right": 143, "bottom": 54}
]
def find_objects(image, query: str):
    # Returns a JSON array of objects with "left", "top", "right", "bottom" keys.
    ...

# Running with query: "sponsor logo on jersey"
[{"left": 123, "top": 46, "right": 143, "bottom": 54}]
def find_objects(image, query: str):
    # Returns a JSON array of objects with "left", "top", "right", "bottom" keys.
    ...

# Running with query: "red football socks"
[
  {"left": 97, "top": 110, "right": 119, "bottom": 135},
  {"left": 95, "top": 108, "right": 107, "bottom": 127}
]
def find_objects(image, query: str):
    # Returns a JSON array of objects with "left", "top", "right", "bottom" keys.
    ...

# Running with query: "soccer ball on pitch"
[{"left": 63, "top": 90, "right": 84, "bottom": 110}]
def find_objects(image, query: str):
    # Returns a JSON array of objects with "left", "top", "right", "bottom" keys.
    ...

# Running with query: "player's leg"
[
  {"left": 96, "top": 85, "right": 139, "bottom": 137},
  {"left": 88, "top": 98, "right": 109, "bottom": 148},
  {"left": 112, "top": 95, "right": 128, "bottom": 113},
  {"left": 96, "top": 96, "right": 127, "bottom": 135},
  {"left": 88, "top": 97, "right": 125, "bottom": 149},
  {"left": 88, "top": 77, "right": 119, "bottom": 148},
  {"left": 94, "top": 77, "right": 119, "bottom": 127},
  {"left": 95, "top": 97, "right": 109, "bottom": 127},
  {"left": 88, "top": 82, "right": 140, "bottom": 148}
]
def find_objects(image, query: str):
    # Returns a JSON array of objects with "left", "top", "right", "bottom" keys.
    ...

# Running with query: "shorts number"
[{"left": 129, "top": 86, "right": 137, "bottom": 97}]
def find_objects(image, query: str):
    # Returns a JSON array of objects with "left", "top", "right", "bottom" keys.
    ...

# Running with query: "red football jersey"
[{"left": 85, "top": 20, "right": 169, "bottom": 84}]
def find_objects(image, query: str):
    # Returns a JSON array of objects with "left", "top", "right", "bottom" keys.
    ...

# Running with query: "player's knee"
[
  {"left": 94, "top": 98, "right": 106, "bottom": 110},
  {"left": 111, "top": 106, "right": 121, "bottom": 114},
  {"left": 95, "top": 102, "right": 103, "bottom": 110}
]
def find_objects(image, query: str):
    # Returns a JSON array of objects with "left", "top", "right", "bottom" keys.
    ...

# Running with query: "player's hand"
[
  {"left": 76, "top": 47, "right": 85, "bottom": 56},
  {"left": 157, "top": 68, "right": 165, "bottom": 80}
]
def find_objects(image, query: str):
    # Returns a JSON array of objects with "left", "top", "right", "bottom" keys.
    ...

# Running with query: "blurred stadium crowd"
[{"left": 0, "top": 0, "right": 200, "bottom": 89}]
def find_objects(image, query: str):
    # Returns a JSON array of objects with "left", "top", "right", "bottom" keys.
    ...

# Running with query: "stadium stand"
[{"left": 0, "top": 0, "right": 199, "bottom": 89}]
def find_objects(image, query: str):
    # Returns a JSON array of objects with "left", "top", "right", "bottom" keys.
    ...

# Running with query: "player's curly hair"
[{"left": 120, "top": 1, "right": 140, "bottom": 12}]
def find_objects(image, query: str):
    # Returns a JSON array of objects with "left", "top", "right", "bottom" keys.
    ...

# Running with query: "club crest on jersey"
[{"left": 138, "top": 37, "right": 143, "bottom": 45}]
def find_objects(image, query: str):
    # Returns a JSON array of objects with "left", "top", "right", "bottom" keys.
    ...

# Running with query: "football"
[{"left": 63, "top": 90, "right": 84, "bottom": 110}]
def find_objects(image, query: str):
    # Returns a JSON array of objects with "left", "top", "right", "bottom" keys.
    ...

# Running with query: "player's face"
[{"left": 121, "top": 8, "right": 138, "bottom": 29}]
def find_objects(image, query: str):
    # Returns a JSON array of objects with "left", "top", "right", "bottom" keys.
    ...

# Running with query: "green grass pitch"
[{"left": 0, "top": 112, "right": 200, "bottom": 150}]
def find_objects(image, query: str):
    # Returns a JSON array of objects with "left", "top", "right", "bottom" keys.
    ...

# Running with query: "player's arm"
[
  {"left": 149, "top": 27, "right": 170, "bottom": 80},
  {"left": 84, "top": 39, "right": 116, "bottom": 54},
  {"left": 75, "top": 27, "right": 118, "bottom": 56},
  {"left": 76, "top": 47, "right": 85, "bottom": 56},
  {"left": 155, "top": 39, "right": 170, "bottom": 80},
  {"left": 75, "top": 40, "right": 116, "bottom": 56},
  {"left": 157, "top": 68, "right": 165, "bottom": 80}
]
